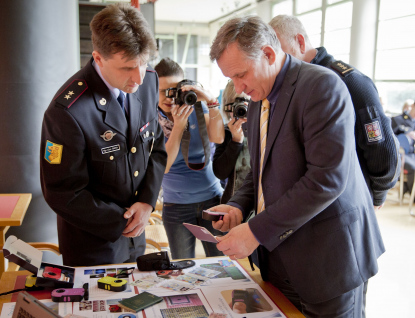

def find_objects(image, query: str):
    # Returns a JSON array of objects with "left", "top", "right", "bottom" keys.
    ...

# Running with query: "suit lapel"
[
  {"left": 263, "top": 58, "right": 301, "bottom": 166},
  {"left": 85, "top": 58, "right": 128, "bottom": 137},
  {"left": 127, "top": 91, "right": 142, "bottom": 147}
]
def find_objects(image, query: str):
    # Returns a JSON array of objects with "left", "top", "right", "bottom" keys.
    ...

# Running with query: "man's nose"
[{"left": 132, "top": 68, "right": 145, "bottom": 85}]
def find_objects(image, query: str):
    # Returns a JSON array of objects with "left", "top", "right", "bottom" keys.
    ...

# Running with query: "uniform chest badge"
[{"left": 100, "top": 130, "right": 117, "bottom": 141}]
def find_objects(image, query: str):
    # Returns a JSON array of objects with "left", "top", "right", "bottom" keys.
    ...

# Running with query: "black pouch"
[{"left": 136, "top": 251, "right": 195, "bottom": 271}]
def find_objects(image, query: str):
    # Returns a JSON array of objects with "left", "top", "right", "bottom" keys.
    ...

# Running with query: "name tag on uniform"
[{"left": 101, "top": 144, "right": 120, "bottom": 154}]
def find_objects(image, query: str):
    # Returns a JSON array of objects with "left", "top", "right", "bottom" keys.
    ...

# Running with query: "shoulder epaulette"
[
  {"left": 55, "top": 79, "right": 88, "bottom": 108},
  {"left": 146, "top": 69, "right": 156, "bottom": 73},
  {"left": 330, "top": 60, "right": 354, "bottom": 77}
]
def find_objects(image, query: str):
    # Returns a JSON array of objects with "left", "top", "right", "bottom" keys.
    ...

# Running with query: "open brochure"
[{"left": 1, "top": 257, "right": 287, "bottom": 318}]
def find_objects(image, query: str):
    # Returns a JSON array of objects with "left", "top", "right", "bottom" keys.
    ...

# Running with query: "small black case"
[{"left": 136, "top": 251, "right": 195, "bottom": 271}]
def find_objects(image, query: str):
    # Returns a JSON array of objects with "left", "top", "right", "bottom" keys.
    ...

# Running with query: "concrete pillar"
[
  {"left": 350, "top": 0, "right": 379, "bottom": 78},
  {"left": 0, "top": 0, "right": 79, "bottom": 264}
]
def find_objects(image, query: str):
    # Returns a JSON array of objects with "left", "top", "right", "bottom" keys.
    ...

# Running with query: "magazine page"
[
  {"left": 142, "top": 289, "right": 213, "bottom": 318},
  {"left": 71, "top": 297, "right": 144, "bottom": 318},
  {"left": 201, "top": 283, "right": 287, "bottom": 318}
]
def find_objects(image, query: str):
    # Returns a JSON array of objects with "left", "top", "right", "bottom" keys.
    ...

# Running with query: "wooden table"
[
  {"left": 0, "top": 193, "right": 32, "bottom": 275},
  {"left": 0, "top": 257, "right": 304, "bottom": 318}
]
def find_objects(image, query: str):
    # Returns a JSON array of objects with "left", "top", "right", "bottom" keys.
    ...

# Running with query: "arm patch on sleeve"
[
  {"left": 330, "top": 60, "right": 354, "bottom": 77},
  {"left": 54, "top": 79, "right": 88, "bottom": 108},
  {"left": 364, "top": 120, "right": 383, "bottom": 143}
]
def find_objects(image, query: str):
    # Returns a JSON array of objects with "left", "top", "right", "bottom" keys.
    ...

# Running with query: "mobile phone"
[{"left": 202, "top": 210, "right": 227, "bottom": 221}]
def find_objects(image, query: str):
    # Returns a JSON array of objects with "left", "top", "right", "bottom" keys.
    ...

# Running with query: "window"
[{"left": 375, "top": 0, "right": 415, "bottom": 113}]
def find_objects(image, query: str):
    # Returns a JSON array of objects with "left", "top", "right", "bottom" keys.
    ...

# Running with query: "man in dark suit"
[
  {"left": 40, "top": 3, "right": 167, "bottom": 266},
  {"left": 209, "top": 16, "right": 384, "bottom": 317}
]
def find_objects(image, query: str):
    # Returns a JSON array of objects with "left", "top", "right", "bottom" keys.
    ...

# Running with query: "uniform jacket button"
[
  {"left": 131, "top": 147, "right": 136, "bottom": 153},
  {"left": 109, "top": 156, "right": 114, "bottom": 160},
  {"left": 135, "top": 191, "right": 138, "bottom": 196},
  {"left": 134, "top": 171, "right": 139, "bottom": 177}
]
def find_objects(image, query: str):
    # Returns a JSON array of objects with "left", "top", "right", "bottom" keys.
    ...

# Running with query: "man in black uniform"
[
  {"left": 391, "top": 102, "right": 415, "bottom": 194},
  {"left": 40, "top": 3, "right": 167, "bottom": 266},
  {"left": 270, "top": 15, "right": 400, "bottom": 210}
]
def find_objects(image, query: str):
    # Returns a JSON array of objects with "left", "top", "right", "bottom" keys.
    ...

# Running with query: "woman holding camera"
[
  {"left": 154, "top": 58, "right": 225, "bottom": 259},
  {"left": 212, "top": 81, "right": 251, "bottom": 204}
]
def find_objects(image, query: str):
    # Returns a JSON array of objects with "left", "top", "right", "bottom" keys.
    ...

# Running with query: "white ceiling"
[{"left": 154, "top": 0, "right": 256, "bottom": 24}]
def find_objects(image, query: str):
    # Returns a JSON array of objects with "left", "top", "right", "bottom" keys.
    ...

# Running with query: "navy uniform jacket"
[
  {"left": 311, "top": 47, "right": 400, "bottom": 207},
  {"left": 230, "top": 56, "right": 385, "bottom": 304},
  {"left": 40, "top": 58, "right": 167, "bottom": 266}
]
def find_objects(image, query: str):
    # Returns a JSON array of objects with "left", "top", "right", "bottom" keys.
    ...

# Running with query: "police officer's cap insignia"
[
  {"left": 100, "top": 130, "right": 117, "bottom": 141},
  {"left": 100, "top": 98, "right": 106, "bottom": 105},
  {"left": 55, "top": 79, "right": 88, "bottom": 108},
  {"left": 44, "top": 140, "right": 63, "bottom": 164},
  {"left": 330, "top": 60, "right": 354, "bottom": 77}
]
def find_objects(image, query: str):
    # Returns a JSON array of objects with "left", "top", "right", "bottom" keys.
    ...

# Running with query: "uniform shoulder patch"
[
  {"left": 330, "top": 60, "right": 354, "bottom": 77},
  {"left": 44, "top": 140, "right": 63, "bottom": 164},
  {"left": 54, "top": 79, "right": 88, "bottom": 108}
]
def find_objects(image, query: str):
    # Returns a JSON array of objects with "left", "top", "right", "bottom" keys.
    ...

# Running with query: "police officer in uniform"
[
  {"left": 391, "top": 102, "right": 415, "bottom": 195},
  {"left": 270, "top": 15, "right": 400, "bottom": 210},
  {"left": 40, "top": 3, "right": 167, "bottom": 266}
]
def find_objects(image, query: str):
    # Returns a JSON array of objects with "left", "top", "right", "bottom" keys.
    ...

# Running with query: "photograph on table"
[{"left": 201, "top": 283, "right": 287, "bottom": 318}]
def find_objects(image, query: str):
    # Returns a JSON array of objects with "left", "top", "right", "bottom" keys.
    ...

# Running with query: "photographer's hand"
[
  {"left": 122, "top": 202, "right": 152, "bottom": 237},
  {"left": 171, "top": 104, "right": 193, "bottom": 131},
  {"left": 228, "top": 117, "right": 246, "bottom": 143},
  {"left": 180, "top": 84, "right": 216, "bottom": 104}
]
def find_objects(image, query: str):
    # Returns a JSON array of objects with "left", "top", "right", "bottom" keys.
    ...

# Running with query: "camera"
[
  {"left": 42, "top": 266, "right": 62, "bottom": 280},
  {"left": 97, "top": 276, "right": 128, "bottom": 292},
  {"left": 224, "top": 97, "right": 249, "bottom": 119},
  {"left": 51, "top": 283, "right": 89, "bottom": 302},
  {"left": 165, "top": 79, "right": 198, "bottom": 106},
  {"left": 136, "top": 251, "right": 195, "bottom": 271}
]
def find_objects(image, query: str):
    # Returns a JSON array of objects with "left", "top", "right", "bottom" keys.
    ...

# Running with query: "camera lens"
[
  {"left": 183, "top": 91, "right": 198, "bottom": 105},
  {"left": 234, "top": 103, "right": 248, "bottom": 118}
]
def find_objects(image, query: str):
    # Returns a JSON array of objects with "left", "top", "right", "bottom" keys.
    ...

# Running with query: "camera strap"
[{"left": 181, "top": 101, "right": 211, "bottom": 170}]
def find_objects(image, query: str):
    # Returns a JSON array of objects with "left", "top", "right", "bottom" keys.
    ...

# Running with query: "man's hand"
[
  {"left": 210, "top": 204, "right": 243, "bottom": 232},
  {"left": 122, "top": 202, "right": 153, "bottom": 237},
  {"left": 216, "top": 223, "right": 259, "bottom": 260}
]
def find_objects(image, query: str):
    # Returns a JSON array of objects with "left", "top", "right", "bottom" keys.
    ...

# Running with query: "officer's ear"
[{"left": 92, "top": 51, "right": 104, "bottom": 68}]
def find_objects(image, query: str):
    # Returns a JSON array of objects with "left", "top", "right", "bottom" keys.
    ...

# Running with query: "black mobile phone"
[{"left": 202, "top": 210, "right": 227, "bottom": 221}]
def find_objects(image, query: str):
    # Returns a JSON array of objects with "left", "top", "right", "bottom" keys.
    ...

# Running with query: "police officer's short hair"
[{"left": 90, "top": 3, "right": 156, "bottom": 60}]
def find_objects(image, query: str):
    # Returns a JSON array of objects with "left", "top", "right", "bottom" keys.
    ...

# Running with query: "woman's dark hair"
[{"left": 154, "top": 58, "right": 184, "bottom": 78}]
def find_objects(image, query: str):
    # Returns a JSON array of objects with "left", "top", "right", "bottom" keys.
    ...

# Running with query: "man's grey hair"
[
  {"left": 210, "top": 15, "right": 281, "bottom": 62},
  {"left": 269, "top": 15, "right": 311, "bottom": 49}
]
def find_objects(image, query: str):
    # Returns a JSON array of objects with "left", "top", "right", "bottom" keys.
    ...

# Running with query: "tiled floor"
[{"left": 194, "top": 190, "right": 415, "bottom": 317}]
